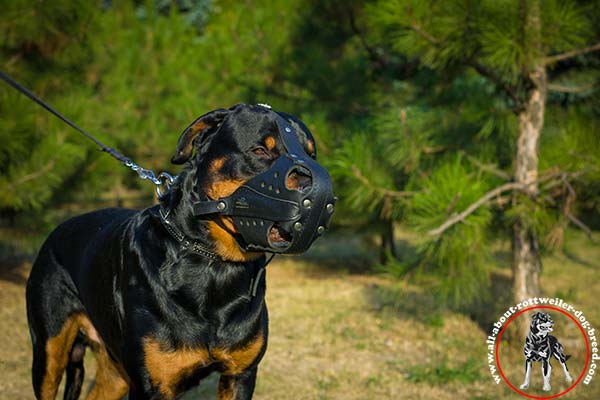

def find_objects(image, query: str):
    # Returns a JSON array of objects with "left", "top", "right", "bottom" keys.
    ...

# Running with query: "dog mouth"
[{"left": 268, "top": 223, "right": 292, "bottom": 248}]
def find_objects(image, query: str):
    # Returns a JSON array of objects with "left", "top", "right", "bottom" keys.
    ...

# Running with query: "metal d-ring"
[{"left": 156, "top": 172, "right": 176, "bottom": 198}]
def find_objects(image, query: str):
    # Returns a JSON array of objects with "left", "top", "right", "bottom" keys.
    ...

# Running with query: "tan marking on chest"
[
  {"left": 143, "top": 338, "right": 211, "bottom": 398},
  {"left": 212, "top": 331, "right": 264, "bottom": 376}
]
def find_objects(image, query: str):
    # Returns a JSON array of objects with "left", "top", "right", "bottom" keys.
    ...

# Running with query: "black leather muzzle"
[{"left": 193, "top": 113, "right": 335, "bottom": 253}]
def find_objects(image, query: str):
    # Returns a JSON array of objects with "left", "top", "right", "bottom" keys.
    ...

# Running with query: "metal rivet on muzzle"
[
  {"left": 303, "top": 199, "right": 312, "bottom": 208},
  {"left": 326, "top": 203, "right": 334, "bottom": 213},
  {"left": 317, "top": 226, "right": 325, "bottom": 235},
  {"left": 217, "top": 201, "right": 226, "bottom": 211},
  {"left": 293, "top": 222, "right": 303, "bottom": 231},
  {"left": 285, "top": 127, "right": 292, "bottom": 132}
]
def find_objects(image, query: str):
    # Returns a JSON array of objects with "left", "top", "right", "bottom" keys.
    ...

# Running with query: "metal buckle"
[{"left": 156, "top": 172, "right": 176, "bottom": 198}]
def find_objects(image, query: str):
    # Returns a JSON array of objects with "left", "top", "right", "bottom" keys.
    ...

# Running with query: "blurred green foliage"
[{"left": 1, "top": 0, "right": 599, "bottom": 306}]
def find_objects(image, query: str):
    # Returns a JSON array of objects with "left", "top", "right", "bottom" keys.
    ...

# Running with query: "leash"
[
  {"left": 0, "top": 70, "right": 174, "bottom": 197},
  {"left": 2, "top": 70, "right": 276, "bottom": 293}
]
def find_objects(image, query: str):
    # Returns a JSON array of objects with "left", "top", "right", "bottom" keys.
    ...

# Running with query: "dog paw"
[
  {"left": 566, "top": 374, "right": 573, "bottom": 383},
  {"left": 543, "top": 384, "right": 551, "bottom": 391},
  {"left": 519, "top": 383, "right": 529, "bottom": 390}
]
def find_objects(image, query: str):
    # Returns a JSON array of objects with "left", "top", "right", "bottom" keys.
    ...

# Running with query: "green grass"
[
  {"left": 405, "top": 358, "right": 482, "bottom": 385},
  {"left": 1, "top": 228, "right": 599, "bottom": 399}
]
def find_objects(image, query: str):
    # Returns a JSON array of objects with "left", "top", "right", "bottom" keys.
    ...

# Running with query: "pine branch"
[
  {"left": 350, "top": 165, "right": 414, "bottom": 199},
  {"left": 407, "top": 20, "right": 439, "bottom": 46},
  {"left": 348, "top": 8, "right": 388, "bottom": 69},
  {"left": 11, "top": 159, "right": 56, "bottom": 187},
  {"left": 462, "top": 152, "right": 511, "bottom": 180},
  {"left": 427, "top": 168, "right": 590, "bottom": 236},
  {"left": 422, "top": 145, "right": 446, "bottom": 154},
  {"left": 427, "top": 182, "right": 524, "bottom": 236},
  {"left": 544, "top": 42, "right": 600, "bottom": 66},
  {"left": 400, "top": 5, "right": 524, "bottom": 111},
  {"left": 466, "top": 60, "right": 524, "bottom": 112},
  {"left": 547, "top": 83, "right": 597, "bottom": 94},
  {"left": 403, "top": 5, "right": 440, "bottom": 45},
  {"left": 567, "top": 213, "right": 596, "bottom": 243}
]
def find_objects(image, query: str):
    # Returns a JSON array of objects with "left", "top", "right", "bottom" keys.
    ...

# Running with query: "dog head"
[
  {"left": 170, "top": 104, "right": 332, "bottom": 261},
  {"left": 531, "top": 312, "right": 554, "bottom": 337}
]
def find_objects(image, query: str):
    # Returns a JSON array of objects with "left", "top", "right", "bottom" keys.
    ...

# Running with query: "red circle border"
[{"left": 494, "top": 305, "right": 591, "bottom": 399}]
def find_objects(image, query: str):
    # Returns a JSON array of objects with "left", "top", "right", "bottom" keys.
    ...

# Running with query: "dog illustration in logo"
[{"left": 519, "top": 312, "right": 573, "bottom": 391}]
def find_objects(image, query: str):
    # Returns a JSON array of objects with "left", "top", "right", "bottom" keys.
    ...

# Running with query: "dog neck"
[{"left": 161, "top": 167, "right": 264, "bottom": 263}]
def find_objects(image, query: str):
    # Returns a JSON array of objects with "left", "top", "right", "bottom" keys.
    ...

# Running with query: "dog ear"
[
  {"left": 276, "top": 111, "right": 317, "bottom": 158},
  {"left": 171, "top": 109, "right": 230, "bottom": 164}
]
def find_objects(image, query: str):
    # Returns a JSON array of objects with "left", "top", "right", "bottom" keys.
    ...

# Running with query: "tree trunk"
[
  {"left": 513, "top": 1, "right": 546, "bottom": 334},
  {"left": 380, "top": 219, "right": 396, "bottom": 264}
]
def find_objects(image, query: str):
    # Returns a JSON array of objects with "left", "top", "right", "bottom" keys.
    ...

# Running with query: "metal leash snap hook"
[{"left": 156, "top": 172, "right": 175, "bottom": 198}]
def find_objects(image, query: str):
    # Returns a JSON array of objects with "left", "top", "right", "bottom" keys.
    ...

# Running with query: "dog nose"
[{"left": 286, "top": 166, "right": 312, "bottom": 193}]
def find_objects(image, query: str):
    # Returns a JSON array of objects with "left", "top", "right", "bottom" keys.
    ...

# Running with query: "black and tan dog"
[
  {"left": 26, "top": 104, "right": 330, "bottom": 399},
  {"left": 519, "top": 312, "right": 573, "bottom": 391}
]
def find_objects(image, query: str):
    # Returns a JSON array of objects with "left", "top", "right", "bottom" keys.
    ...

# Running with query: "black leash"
[
  {"left": 0, "top": 70, "right": 174, "bottom": 194},
  {"left": 2, "top": 70, "right": 275, "bottom": 291}
]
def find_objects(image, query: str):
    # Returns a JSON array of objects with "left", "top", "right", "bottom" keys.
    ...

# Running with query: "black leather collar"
[
  {"left": 158, "top": 206, "right": 220, "bottom": 261},
  {"left": 157, "top": 205, "right": 274, "bottom": 298}
]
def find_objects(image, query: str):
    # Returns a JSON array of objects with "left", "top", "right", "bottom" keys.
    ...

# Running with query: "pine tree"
[{"left": 364, "top": 0, "right": 600, "bottom": 330}]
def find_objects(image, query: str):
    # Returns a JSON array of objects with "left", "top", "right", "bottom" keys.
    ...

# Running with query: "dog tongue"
[{"left": 269, "top": 226, "right": 287, "bottom": 242}]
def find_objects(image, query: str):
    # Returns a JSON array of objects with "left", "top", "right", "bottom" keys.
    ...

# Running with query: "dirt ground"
[{"left": 1, "top": 234, "right": 599, "bottom": 399}]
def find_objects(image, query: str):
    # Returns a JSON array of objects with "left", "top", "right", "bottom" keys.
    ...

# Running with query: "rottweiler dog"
[
  {"left": 26, "top": 104, "right": 321, "bottom": 399},
  {"left": 519, "top": 312, "right": 573, "bottom": 391}
]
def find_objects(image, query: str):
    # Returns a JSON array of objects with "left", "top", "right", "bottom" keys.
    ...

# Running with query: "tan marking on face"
[
  {"left": 206, "top": 179, "right": 246, "bottom": 200},
  {"left": 144, "top": 337, "right": 211, "bottom": 399},
  {"left": 208, "top": 221, "right": 263, "bottom": 262},
  {"left": 212, "top": 330, "right": 264, "bottom": 376},
  {"left": 306, "top": 140, "right": 315, "bottom": 155},
  {"left": 209, "top": 157, "right": 227, "bottom": 174},
  {"left": 204, "top": 177, "right": 263, "bottom": 261},
  {"left": 264, "top": 135, "right": 276, "bottom": 151}
]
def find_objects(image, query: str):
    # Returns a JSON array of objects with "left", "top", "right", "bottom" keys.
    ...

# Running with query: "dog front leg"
[
  {"left": 560, "top": 361, "right": 573, "bottom": 383},
  {"left": 542, "top": 360, "right": 552, "bottom": 391},
  {"left": 218, "top": 368, "right": 258, "bottom": 400},
  {"left": 520, "top": 360, "right": 532, "bottom": 390}
]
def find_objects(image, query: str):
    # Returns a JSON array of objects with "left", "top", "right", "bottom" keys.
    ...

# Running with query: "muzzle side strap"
[
  {"left": 248, "top": 253, "right": 275, "bottom": 298},
  {"left": 193, "top": 199, "right": 229, "bottom": 216}
]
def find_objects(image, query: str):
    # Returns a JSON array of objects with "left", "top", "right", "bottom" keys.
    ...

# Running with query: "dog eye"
[{"left": 251, "top": 146, "right": 270, "bottom": 158}]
